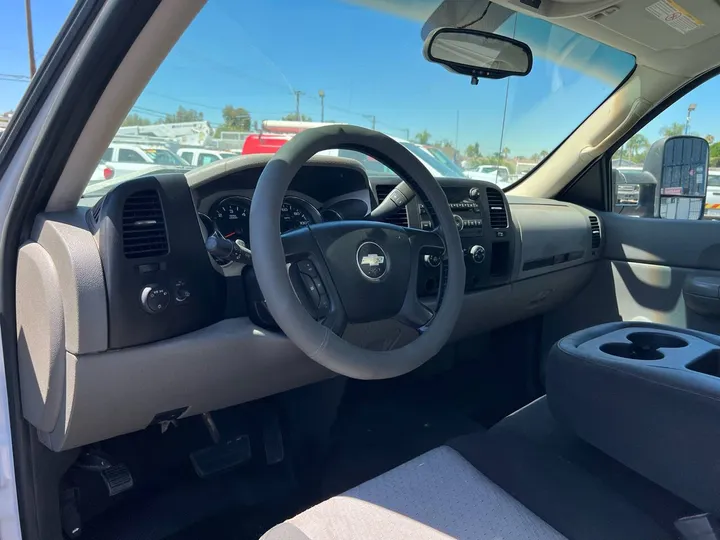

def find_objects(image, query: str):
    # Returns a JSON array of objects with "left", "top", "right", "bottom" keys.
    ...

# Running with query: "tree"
[
  {"left": 160, "top": 105, "right": 204, "bottom": 124},
  {"left": 660, "top": 122, "right": 685, "bottom": 137},
  {"left": 221, "top": 105, "right": 251, "bottom": 131},
  {"left": 502, "top": 147, "right": 510, "bottom": 158},
  {"left": 539, "top": 150, "right": 549, "bottom": 159},
  {"left": 706, "top": 134, "right": 715, "bottom": 145},
  {"left": 414, "top": 130, "right": 431, "bottom": 145},
  {"left": 530, "top": 153, "right": 540, "bottom": 161},
  {"left": 282, "top": 113, "right": 312, "bottom": 122},
  {"left": 122, "top": 113, "right": 152, "bottom": 127},
  {"left": 626, "top": 133, "right": 650, "bottom": 160},
  {"left": 465, "top": 143, "right": 481, "bottom": 158}
]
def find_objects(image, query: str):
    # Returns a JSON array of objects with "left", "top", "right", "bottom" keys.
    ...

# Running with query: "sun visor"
[
  {"left": 421, "top": 0, "right": 514, "bottom": 38},
  {"left": 585, "top": 0, "right": 719, "bottom": 51}
]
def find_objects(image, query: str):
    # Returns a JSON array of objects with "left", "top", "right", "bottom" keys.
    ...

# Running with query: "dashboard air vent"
[
  {"left": 375, "top": 184, "right": 408, "bottom": 227},
  {"left": 589, "top": 215, "right": 601, "bottom": 249},
  {"left": 486, "top": 188, "right": 508, "bottom": 229},
  {"left": 122, "top": 190, "right": 168, "bottom": 259}
]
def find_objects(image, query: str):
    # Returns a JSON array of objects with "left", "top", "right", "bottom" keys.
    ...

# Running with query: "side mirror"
[
  {"left": 423, "top": 27, "right": 532, "bottom": 83},
  {"left": 644, "top": 136, "right": 709, "bottom": 220}
]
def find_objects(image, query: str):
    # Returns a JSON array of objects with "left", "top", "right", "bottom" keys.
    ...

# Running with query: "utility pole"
[
  {"left": 454, "top": 110, "right": 460, "bottom": 161},
  {"left": 25, "top": 0, "right": 36, "bottom": 77},
  {"left": 402, "top": 128, "right": 410, "bottom": 140},
  {"left": 294, "top": 90, "right": 304, "bottom": 121},
  {"left": 363, "top": 114, "right": 376, "bottom": 130},
  {"left": 685, "top": 103, "right": 697, "bottom": 135},
  {"left": 318, "top": 90, "right": 325, "bottom": 122}
]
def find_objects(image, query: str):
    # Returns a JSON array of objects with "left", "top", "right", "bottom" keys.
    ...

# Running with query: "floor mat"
[{"left": 321, "top": 377, "right": 483, "bottom": 497}]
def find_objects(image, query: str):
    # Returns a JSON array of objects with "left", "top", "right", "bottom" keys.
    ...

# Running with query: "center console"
[
  {"left": 407, "top": 182, "right": 514, "bottom": 297},
  {"left": 547, "top": 322, "right": 720, "bottom": 517}
]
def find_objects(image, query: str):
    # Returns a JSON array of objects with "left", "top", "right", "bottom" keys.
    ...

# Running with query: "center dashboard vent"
[
  {"left": 122, "top": 190, "right": 168, "bottom": 259},
  {"left": 375, "top": 184, "right": 408, "bottom": 227},
  {"left": 589, "top": 215, "right": 601, "bottom": 249},
  {"left": 486, "top": 188, "right": 508, "bottom": 229}
]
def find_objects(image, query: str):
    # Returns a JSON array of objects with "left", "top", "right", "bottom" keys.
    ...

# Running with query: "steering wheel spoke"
[
  {"left": 393, "top": 226, "right": 443, "bottom": 332},
  {"left": 283, "top": 229, "right": 347, "bottom": 335}
]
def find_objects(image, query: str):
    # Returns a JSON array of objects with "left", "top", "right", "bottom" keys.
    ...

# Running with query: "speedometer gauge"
[
  {"left": 211, "top": 196, "right": 251, "bottom": 246},
  {"left": 281, "top": 198, "right": 317, "bottom": 233},
  {"left": 210, "top": 196, "right": 321, "bottom": 249}
]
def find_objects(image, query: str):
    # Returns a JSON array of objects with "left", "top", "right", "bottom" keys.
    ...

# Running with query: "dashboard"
[{"left": 16, "top": 154, "right": 604, "bottom": 451}]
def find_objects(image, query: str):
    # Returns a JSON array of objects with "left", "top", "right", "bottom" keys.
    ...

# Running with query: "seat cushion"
[
  {"left": 449, "top": 397, "right": 697, "bottom": 540},
  {"left": 263, "top": 446, "right": 566, "bottom": 540}
]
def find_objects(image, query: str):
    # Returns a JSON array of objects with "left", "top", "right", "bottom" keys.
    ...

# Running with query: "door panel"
[{"left": 543, "top": 212, "right": 720, "bottom": 351}]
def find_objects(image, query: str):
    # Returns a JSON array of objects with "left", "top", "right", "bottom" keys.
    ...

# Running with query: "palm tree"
[
  {"left": 502, "top": 147, "right": 510, "bottom": 158},
  {"left": 414, "top": 130, "right": 431, "bottom": 144},
  {"left": 626, "top": 133, "right": 650, "bottom": 159},
  {"left": 660, "top": 122, "right": 685, "bottom": 137}
]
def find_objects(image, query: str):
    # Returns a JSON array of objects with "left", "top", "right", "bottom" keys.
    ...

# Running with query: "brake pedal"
[
  {"left": 263, "top": 414, "right": 284, "bottom": 465},
  {"left": 190, "top": 435, "right": 252, "bottom": 478}
]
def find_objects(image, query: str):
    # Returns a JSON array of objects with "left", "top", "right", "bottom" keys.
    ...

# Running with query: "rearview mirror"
[
  {"left": 645, "top": 136, "right": 709, "bottom": 220},
  {"left": 423, "top": 27, "right": 532, "bottom": 83}
]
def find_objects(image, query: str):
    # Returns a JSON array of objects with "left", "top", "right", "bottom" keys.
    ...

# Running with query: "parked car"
[
  {"left": 89, "top": 162, "right": 115, "bottom": 183},
  {"left": 99, "top": 143, "right": 191, "bottom": 178},
  {"left": 704, "top": 170, "right": 720, "bottom": 219},
  {"left": 177, "top": 148, "right": 238, "bottom": 167},
  {"left": 465, "top": 165, "right": 511, "bottom": 185}
]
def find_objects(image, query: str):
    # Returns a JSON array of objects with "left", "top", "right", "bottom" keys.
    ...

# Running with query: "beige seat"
[{"left": 262, "top": 398, "right": 696, "bottom": 540}]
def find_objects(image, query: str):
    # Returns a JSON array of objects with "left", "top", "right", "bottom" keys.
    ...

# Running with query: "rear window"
[{"left": 118, "top": 149, "right": 146, "bottom": 163}]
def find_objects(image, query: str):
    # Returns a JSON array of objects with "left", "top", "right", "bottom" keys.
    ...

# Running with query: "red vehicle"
[{"left": 241, "top": 133, "right": 293, "bottom": 155}]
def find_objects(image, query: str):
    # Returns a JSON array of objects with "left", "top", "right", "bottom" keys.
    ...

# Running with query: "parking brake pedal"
[
  {"left": 190, "top": 435, "right": 252, "bottom": 478},
  {"left": 191, "top": 412, "right": 252, "bottom": 478}
]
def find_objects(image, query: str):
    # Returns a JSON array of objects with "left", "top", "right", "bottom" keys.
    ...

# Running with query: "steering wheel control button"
[
  {"left": 453, "top": 215, "right": 464, "bottom": 230},
  {"left": 469, "top": 245, "right": 486, "bottom": 264},
  {"left": 317, "top": 294, "right": 330, "bottom": 315},
  {"left": 424, "top": 253, "right": 442, "bottom": 268},
  {"left": 312, "top": 277, "right": 326, "bottom": 295},
  {"left": 141, "top": 285, "right": 170, "bottom": 314},
  {"left": 356, "top": 242, "right": 388, "bottom": 281},
  {"left": 300, "top": 273, "right": 321, "bottom": 307},
  {"left": 298, "top": 260, "right": 318, "bottom": 277}
]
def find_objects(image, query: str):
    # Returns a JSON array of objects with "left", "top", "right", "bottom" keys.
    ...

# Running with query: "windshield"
[
  {"left": 81, "top": 0, "right": 635, "bottom": 197},
  {"left": 143, "top": 148, "right": 189, "bottom": 166}
]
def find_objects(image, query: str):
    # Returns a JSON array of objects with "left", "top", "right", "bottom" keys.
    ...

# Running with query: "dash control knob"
[
  {"left": 469, "top": 187, "right": 482, "bottom": 200},
  {"left": 423, "top": 253, "right": 442, "bottom": 268},
  {"left": 453, "top": 214, "right": 464, "bottom": 231},
  {"left": 469, "top": 245, "right": 486, "bottom": 264},
  {"left": 140, "top": 284, "right": 170, "bottom": 314}
]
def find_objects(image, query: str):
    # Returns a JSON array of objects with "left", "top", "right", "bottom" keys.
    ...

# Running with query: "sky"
[{"left": 2, "top": 0, "right": 718, "bottom": 158}]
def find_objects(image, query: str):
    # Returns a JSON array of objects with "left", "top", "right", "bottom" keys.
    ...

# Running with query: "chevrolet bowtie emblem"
[{"left": 361, "top": 254, "right": 385, "bottom": 267}]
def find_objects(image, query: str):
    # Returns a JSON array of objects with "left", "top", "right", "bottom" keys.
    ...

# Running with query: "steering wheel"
[{"left": 249, "top": 125, "right": 465, "bottom": 379}]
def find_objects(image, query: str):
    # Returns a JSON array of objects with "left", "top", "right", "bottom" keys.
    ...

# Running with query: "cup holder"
[{"left": 600, "top": 332, "right": 688, "bottom": 361}]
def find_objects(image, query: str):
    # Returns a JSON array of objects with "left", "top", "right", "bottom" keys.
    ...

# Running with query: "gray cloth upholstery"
[
  {"left": 449, "top": 397, "right": 696, "bottom": 540},
  {"left": 265, "top": 446, "right": 567, "bottom": 540}
]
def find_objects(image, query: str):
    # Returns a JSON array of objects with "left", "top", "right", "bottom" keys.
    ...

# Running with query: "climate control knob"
[{"left": 469, "top": 245, "right": 486, "bottom": 264}]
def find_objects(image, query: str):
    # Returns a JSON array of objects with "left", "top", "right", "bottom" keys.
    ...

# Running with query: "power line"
[{"left": 0, "top": 73, "right": 31, "bottom": 83}]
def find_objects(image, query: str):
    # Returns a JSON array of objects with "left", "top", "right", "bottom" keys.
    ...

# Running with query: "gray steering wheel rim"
[{"left": 249, "top": 125, "right": 465, "bottom": 379}]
